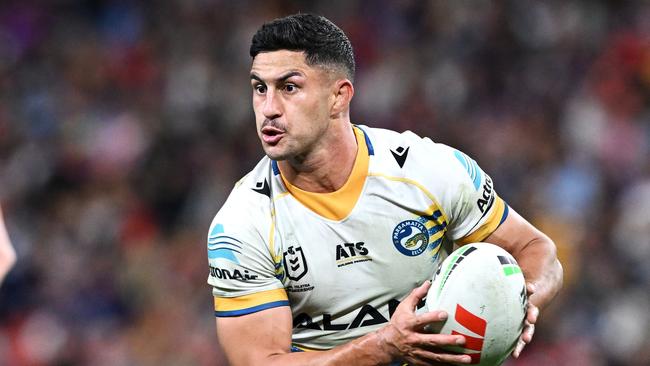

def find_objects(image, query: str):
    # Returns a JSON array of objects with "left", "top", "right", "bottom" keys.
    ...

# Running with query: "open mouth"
[{"left": 261, "top": 126, "right": 285, "bottom": 145}]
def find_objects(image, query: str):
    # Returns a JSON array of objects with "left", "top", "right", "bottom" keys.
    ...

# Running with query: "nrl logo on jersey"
[{"left": 283, "top": 245, "right": 308, "bottom": 281}]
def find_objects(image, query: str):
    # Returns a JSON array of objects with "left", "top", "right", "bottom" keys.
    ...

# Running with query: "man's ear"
[{"left": 330, "top": 79, "right": 354, "bottom": 117}]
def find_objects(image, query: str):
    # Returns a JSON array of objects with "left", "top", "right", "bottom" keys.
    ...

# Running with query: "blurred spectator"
[
  {"left": 0, "top": 206, "right": 16, "bottom": 284},
  {"left": 0, "top": 1, "right": 648, "bottom": 365}
]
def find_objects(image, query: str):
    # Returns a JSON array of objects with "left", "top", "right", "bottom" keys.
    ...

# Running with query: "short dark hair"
[{"left": 250, "top": 14, "right": 355, "bottom": 81}]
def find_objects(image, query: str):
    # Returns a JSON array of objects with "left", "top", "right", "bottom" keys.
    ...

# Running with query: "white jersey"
[{"left": 207, "top": 125, "right": 508, "bottom": 351}]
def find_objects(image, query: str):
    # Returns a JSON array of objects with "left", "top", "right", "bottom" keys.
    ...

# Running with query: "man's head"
[
  {"left": 249, "top": 14, "right": 356, "bottom": 162},
  {"left": 250, "top": 13, "right": 355, "bottom": 82}
]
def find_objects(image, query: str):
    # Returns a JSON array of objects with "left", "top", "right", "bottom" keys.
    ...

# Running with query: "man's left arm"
[{"left": 483, "top": 206, "right": 563, "bottom": 358}]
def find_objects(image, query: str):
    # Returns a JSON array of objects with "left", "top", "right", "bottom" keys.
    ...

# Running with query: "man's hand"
[
  {"left": 512, "top": 283, "right": 539, "bottom": 358},
  {"left": 217, "top": 282, "right": 475, "bottom": 366},
  {"left": 377, "top": 282, "right": 473, "bottom": 366}
]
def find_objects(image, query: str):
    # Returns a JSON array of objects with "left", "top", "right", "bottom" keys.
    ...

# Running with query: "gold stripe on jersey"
[
  {"left": 214, "top": 288, "right": 289, "bottom": 314},
  {"left": 280, "top": 127, "right": 369, "bottom": 221},
  {"left": 268, "top": 208, "right": 284, "bottom": 278},
  {"left": 422, "top": 203, "right": 447, "bottom": 257},
  {"left": 367, "top": 173, "right": 451, "bottom": 226},
  {"left": 291, "top": 344, "right": 321, "bottom": 352},
  {"left": 268, "top": 208, "right": 276, "bottom": 256},
  {"left": 456, "top": 196, "right": 506, "bottom": 245}
]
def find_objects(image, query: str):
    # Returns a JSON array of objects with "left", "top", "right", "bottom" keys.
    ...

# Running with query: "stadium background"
[{"left": 0, "top": 0, "right": 649, "bottom": 365}]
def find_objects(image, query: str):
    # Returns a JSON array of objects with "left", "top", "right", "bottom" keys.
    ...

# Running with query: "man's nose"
[{"left": 262, "top": 91, "right": 282, "bottom": 120}]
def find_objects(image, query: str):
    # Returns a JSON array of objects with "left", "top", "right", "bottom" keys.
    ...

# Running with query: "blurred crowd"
[{"left": 0, "top": 0, "right": 649, "bottom": 365}]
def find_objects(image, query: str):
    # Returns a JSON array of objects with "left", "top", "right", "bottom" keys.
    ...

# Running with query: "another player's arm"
[
  {"left": 483, "top": 207, "right": 563, "bottom": 357},
  {"left": 0, "top": 206, "right": 16, "bottom": 284},
  {"left": 216, "top": 283, "right": 473, "bottom": 366}
]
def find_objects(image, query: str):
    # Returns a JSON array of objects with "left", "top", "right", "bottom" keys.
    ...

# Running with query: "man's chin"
[{"left": 262, "top": 146, "right": 289, "bottom": 161}]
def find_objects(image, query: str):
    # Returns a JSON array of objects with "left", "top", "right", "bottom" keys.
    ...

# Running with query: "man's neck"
[{"left": 278, "top": 122, "right": 357, "bottom": 193}]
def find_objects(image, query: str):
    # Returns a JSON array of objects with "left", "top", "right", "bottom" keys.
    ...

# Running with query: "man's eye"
[
  {"left": 254, "top": 84, "right": 266, "bottom": 94},
  {"left": 284, "top": 84, "right": 297, "bottom": 93}
]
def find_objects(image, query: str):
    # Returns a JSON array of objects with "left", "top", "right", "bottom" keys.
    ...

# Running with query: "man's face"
[{"left": 250, "top": 50, "right": 334, "bottom": 161}]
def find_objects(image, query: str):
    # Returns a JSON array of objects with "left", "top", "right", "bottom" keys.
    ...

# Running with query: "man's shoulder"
[
  {"left": 357, "top": 125, "right": 458, "bottom": 170},
  {"left": 217, "top": 156, "right": 276, "bottom": 218},
  {"left": 356, "top": 124, "right": 415, "bottom": 144}
]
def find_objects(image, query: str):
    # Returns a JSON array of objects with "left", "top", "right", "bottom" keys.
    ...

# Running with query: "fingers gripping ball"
[{"left": 425, "top": 243, "right": 527, "bottom": 365}]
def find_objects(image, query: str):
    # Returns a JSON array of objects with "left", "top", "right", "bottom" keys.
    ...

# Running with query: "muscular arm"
[
  {"left": 484, "top": 208, "right": 563, "bottom": 311},
  {"left": 216, "top": 283, "right": 472, "bottom": 366},
  {"left": 483, "top": 207, "right": 563, "bottom": 356},
  {"left": 217, "top": 306, "right": 390, "bottom": 366},
  {"left": 0, "top": 207, "right": 16, "bottom": 284}
]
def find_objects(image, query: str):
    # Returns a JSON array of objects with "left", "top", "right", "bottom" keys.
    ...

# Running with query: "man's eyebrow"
[{"left": 250, "top": 71, "right": 304, "bottom": 83}]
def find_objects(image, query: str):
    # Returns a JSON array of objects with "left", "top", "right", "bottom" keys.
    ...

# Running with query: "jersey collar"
[{"left": 277, "top": 125, "right": 370, "bottom": 221}]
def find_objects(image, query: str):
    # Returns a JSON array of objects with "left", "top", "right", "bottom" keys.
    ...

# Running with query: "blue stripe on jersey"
[
  {"left": 427, "top": 237, "right": 443, "bottom": 251},
  {"left": 214, "top": 300, "right": 290, "bottom": 317},
  {"left": 428, "top": 222, "right": 447, "bottom": 236},
  {"left": 355, "top": 125, "right": 374, "bottom": 155},
  {"left": 208, "top": 241, "right": 242, "bottom": 249},
  {"left": 421, "top": 210, "right": 442, "bottom": 222},
  {"left": 499, "top": 204, "right": 510, "bottom": 225},
  {"left": 210, "top": 223, "right": 225, "bottom": 236},
  {"left": 291, "top": 346, "right": 304, "bottom": 352},
  {"left": 207, "top": 247, "right": 241, "bottom": 262},
  {"left": 453, "top": 150, "right": 482, "bottom": 190},
  {"left": 208, "top": 234, "right": 243, "bottom": 244},
  {"left": 271, "top": 160, "right": 280, "bottom": 175},
  {"left": 208, "top": 223, "right": 241, "bottom": 263}
]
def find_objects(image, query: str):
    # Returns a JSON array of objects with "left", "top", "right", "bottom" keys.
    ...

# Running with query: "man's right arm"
[{"left": 216, "top": 282, "right": 473, "bottom": 366}]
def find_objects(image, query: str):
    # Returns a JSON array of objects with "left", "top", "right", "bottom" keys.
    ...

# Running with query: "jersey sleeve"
[
  {"left": 404, "top": 132, "right": 508, "bottom": 245},
  {"left": 435, "top": 144, "right": 508, "bottom": 244},
  {"left": 207, "top": 191, "right": 288, "bottom": 317}
]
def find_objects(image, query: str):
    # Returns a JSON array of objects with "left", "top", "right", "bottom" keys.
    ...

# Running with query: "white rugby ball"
[{"left": 425, "top": 243, "right": 527, "bottom": 365}]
